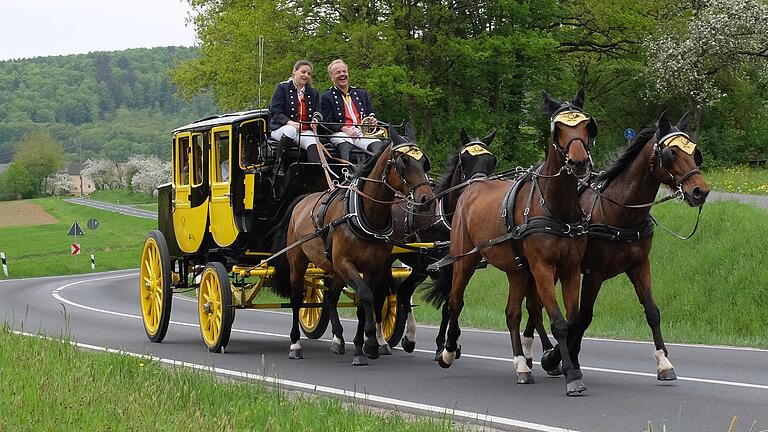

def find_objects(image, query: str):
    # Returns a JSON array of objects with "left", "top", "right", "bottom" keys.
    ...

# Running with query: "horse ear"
[
  {"left": 542, "top": 91, "right": 561, "bottom": 115},
  {"left": 404, "top": 122, "right": 416, "bottom": 142},
  {"left": 572, "top": 87, "right": 585, "bottom": 109},
  {"left": 389, "top": 126, "right": 403, "bottom": 145},
  {"left": 481, "top": 129, "right": 497, "bottom": 146},
  {"left": 460, "top": 127, "right": 470, "bottom": 146},
  {"left": 658, "top": 110, "right": 671, "bottom": 136},
  {"left": 677, "top": 111, "right": 691, "bottom": 132}
]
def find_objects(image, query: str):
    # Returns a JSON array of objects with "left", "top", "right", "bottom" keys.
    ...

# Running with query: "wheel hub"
[{"left": 203, "top": 302, "right": 212, "bottom": 314}]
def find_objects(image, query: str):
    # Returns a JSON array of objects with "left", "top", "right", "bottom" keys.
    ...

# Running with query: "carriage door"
[
  {"left": 209, "top": 126, "right": 239, "bottom": 247},
  {"left": 173, "top": 131, "right": 209, "bottom": 253}
]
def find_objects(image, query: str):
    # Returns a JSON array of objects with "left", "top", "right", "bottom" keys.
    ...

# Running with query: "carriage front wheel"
[
  {"left": 198, "top": 262, "right": 234, "bottom": 353},
  {"left": 139, "top": 230, "right": 172, "bottom": 343},
  {"left": 381, "top": 293, "right": 406, "bottom": 347},
  {"left": 299, "top": 282, "right": 330, "bottom": 339}
]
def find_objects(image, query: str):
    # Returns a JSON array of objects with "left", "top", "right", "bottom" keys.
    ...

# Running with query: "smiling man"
[{"left": 319, "top": 59, "right": 383, "bottom": 160}]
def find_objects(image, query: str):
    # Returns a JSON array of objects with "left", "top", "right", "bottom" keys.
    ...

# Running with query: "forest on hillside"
[{"left": 0, "top": 47, "right": 218, "bottom": 165}]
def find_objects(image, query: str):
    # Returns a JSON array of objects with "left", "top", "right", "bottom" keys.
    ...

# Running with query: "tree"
[
  {"left": 0, "top": 163, "right": 34, "bottom": 200},
  {"left": 644, "top": 0, "right": 768, "bottom": 141},
  {"left": 131, "top": 158, "right": 172, "bottom": 196},
  {"left": 13, "top": 131, "right": 63, "bottom": 197},
  {"left": 82, "top": 158, "right": 120, "bottom": 190}
]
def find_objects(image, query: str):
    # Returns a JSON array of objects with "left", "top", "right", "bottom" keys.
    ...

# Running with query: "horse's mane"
[
  {"left": 594, "top": 125, "right": 657, "bottom": 183},
  {"left": 434, "top": 153, "right": 460, "bottom": 194},
  {"left": 352, "top": 142, "right": 390, "bottom": 179}
]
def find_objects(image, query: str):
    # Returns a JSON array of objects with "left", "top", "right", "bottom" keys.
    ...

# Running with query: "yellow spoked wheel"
[
  {"left": 198, "top": 262, "right": 234, "bottom": 353},
  {"left": 381, "top": 293, "right": 406, "bottom": 347},
  {"left": 299, "top": 282, "right": 330, "bottom": 339},
  {"left": 139, "top": 230, "right": 172, "bottom": 343}
]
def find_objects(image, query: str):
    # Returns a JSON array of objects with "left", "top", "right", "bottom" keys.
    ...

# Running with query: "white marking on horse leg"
[
  {"left": 332, "top": 335, "right": 343, "bottom": 346},
  {"left": 405, "top": 311, "right": 417, "bottom": 342},
  {"left": 375, "top": 323, "right": 387, "bottom": 346},
  {"left": 441, "top": 348, "right": 456, "bottom": 365},
  {"left": 290, "top": 342, "right": 302, "bottom": 351},
  {"left": 522, "top": 336, "right": 534, "bottom": 361},
  {"left": 654, "top": 349, "right": 674, "bottom": 373},
  {"left": 513, "top": 355, "right": 532, "bottom": 374}
]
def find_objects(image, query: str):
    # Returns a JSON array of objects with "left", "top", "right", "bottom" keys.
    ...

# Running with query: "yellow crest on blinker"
[
  {"left": 395, "top": 145, "right": 424, "bottom": 160},
  {"left": 665, "top": 135, "right": 697, "bottom": 155},
  {"left": 554, "top": 111, "right": 590, "bottom": 127},
  {"left": 462, "top": 144, "right": 491, "bottom": 156}
]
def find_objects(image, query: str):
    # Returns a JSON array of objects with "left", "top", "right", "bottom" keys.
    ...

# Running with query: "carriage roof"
[{"left": 173, "top": 109, "right": 269, "bottom": 134}]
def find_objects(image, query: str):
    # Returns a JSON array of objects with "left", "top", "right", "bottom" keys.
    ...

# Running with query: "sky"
[{"left": 0, "top": 0, "right": 197, "bottom": 61}]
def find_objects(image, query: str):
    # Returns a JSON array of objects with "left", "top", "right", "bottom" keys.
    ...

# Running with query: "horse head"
[
  {"left": 387, "top": 125, "right": 434, "bottom": 207},
  {"left": 542, "top": 88, "right": 596, "bottom": 178},
  {"left": 652, "top": 111, "right": 709, "bottom": 207},
  {"left": 457, "top": 127, "right": 498, "bottom": 182}
]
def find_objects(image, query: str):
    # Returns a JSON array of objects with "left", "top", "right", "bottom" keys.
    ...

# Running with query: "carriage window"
[
  {"left": 241, "top": 133, "right": 259, "bottom": 167},
  {"left": 214, "top": 131, "right": 230, "bottom": 182},
  {"left": 191, "top": 134, "right": 203, "bottom": 186},
  {"left": 177, "top": 136, "right": 190, "bottom": 186}
]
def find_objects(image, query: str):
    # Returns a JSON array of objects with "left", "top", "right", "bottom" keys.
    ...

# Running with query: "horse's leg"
[
  {"left": 435, "top": 302, "right": 450, "bottom": 361},
  {"left": 531, "top": 263, "right": 586, "bottom": 395},
  {"left": 438, "top": 253, "right": 480, "bottom": 369},
  {"left": 327, "top": 277, "right": 346, "bottom": 355},
  {"left": 398, "top": 271, "right": 425, "bottom": 353},
  {"left": 373, "top": 281, "right": 392, "bottom": 356},
  {"left": 522, "top": 284, "right": 558, "bottom": 373},
  {"left": 627, "top": 260, "right": 676, "bottom": 380},
  {"left": 566, "top": 270, "right": 605, "bottom": 375},
  {"left": 352, "top": 304, "right": 368, "bottom": 366},
  {"left": 505, "top": 271, "right": 534, "bottom": 384},
  {"left": 336, "top": 259, "right": 379, "bottom": 361},
  {"left": 288, "top": 254, "right": 309, "bottom": 360}
]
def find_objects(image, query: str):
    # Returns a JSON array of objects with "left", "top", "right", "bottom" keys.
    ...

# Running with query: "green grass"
[
  {"left": 704, "top": 165, "right": 768, "bottom": 195},
  {"left": 0, "top": 198, "right": 156, "bottom": 279},
  {"left": 90, "top": 189, "right": 156, "bottom": 204},
  {"left": 0, "top": 328, "right": 452, "bottom": 431},
  {"left": 133, "top": 203, "right": 158, "bottom": 212}
]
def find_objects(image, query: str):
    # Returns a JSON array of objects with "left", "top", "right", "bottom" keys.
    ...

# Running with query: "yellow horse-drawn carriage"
[{"left": 139, "top": 110, "right": 425, "bottom": 352}]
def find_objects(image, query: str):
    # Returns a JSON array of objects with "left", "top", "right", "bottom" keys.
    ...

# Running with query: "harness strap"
[{"left": 587, "top": 219, "right": 654, "bottom": 241}]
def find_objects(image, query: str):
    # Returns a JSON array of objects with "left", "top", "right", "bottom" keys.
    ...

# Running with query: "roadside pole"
[{"left": 1, "top": 252, "right": 8, "bottom": 277}]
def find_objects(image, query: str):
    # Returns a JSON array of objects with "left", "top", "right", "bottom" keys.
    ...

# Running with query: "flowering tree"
[
  {"left": 45, "top": 173, "right": 74, "bottom": 196},
  {"left": 131, "top": 158, "right": 171, "bottom": 196},
  {"left": 644, "top": 0, "right": 768, "bottom": 140},
  {"left": 82, "top": 159, "right": 121, "bottom": 190}
]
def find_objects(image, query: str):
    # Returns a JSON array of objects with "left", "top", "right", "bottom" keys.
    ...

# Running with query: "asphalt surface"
[
  {"left": 65, "top": 197, "right": 156, "bottom": 219},
  {"left": 2, "top": 271, "right": 767, "bottom": 432}
]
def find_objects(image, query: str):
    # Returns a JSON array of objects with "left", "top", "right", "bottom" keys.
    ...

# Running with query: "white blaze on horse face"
[
  {"left": 513, "top": 355, "right": 532, "bottom": 374},
  {"left": 441, "top": 348, "right": 456, "bottom": 365},
  {"left": 654, "top": 349, "right": 674, "bottom": 373},
  {"left": 290, "top": 342, "right": 302, "bottom": 350},
  {"left": 375, "top": 323, "right": 387, "bottom": 346},
  {"left": 405, "top": 312, "right": 417, "bottom": 342},
  {"left": 522, "top": 336, "right": 534, "bottom": 360}
]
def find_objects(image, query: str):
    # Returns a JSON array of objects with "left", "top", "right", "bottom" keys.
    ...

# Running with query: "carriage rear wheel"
[
  {"left": 381, "top": 293, "right": 406, "bottom": 347},
  {"left": 139, "top": 230, "right": 172, "bottom": 343},
  {"left": 299, "top": 282, "right": 330, "bottom": 339},
  {"left": 198, "top": 262, "right": 234, "bottom": 353}
]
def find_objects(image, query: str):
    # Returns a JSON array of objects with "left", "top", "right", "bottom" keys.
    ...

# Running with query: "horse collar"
[{"left": 345, "top": 179, "right": 394, "bottom": 242}]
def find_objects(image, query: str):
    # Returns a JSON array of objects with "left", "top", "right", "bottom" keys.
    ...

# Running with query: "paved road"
[
  {"left": 2, "top": 271, "right": 766, "bottom": 432},
  {"left": 65, "top": 197, "right": 156, "bottom": 219},
  {"left": 707, "top": 191, "right": 768, "bottom": 210}
]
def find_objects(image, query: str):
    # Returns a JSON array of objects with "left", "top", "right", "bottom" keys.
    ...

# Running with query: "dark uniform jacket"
[
  {"left": 268, "top": 79, "right": 320, "bottom": 131},
  {"left": 319, "top": 86, "right": 375, "bottom": 133}
]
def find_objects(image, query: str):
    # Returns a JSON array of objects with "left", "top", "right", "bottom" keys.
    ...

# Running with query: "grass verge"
[
  {"left": 89, "top": 189, "right": 156, "bottom": 204},
  {"left": 704, "top": 166, "right": 768, "bottom": 195},
  {"left": 0, "top": 327, "right": 452, "bottom": 431}
]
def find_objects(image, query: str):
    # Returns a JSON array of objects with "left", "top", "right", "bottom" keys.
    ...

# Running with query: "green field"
[
  {"left": 704, "top": 165, "right": 768, "bottom": 195},
  {"left": 90, "top": 189, "right": 156, "bottom": 205},
  {"left": 0, "top": 328, "right": 451, "bottom": 432}
]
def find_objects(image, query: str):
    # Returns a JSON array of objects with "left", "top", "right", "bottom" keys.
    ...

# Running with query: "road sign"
[
  {"left": 624, "top": 128, "right": 636, "bottom": 140},
  {"left": 87, "top": 218, "right": 99, "bottom": 230},
  {"left": 68, "top": 221, "right": 84, "bottom": 236},
  {"left": 71, "top": 244, "right": 81, "bottom": 255}
]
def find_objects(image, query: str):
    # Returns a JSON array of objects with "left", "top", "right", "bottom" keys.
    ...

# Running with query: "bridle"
[
  {"left": 549, "top": 105, "right": 597, "bottom": 176},
  {"left": 650, "top": 130, "right": 702, "bottom": 197},
  {"left": 380, "top": 143, "right": 432, "bottom": 205}
]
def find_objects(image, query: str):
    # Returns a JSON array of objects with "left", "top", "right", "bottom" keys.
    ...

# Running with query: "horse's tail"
[
  {"left": 266, "top": 194, "right": 308, "bottom": 299},
  {"left": 420, "top": 263, "right": 453, "bottom": 308}
]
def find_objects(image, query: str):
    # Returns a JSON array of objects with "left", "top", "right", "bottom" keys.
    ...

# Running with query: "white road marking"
[{"left": 49, "top": 273, "right": 768, "bottom": 392}]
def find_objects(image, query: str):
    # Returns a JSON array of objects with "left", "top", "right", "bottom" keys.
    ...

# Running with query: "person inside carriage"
[
  {"left": 268, "top": 60, "right": 322, "bottom": 162},
  {"left": 320, "top": 59, "right": 385, "bottom": 162}
]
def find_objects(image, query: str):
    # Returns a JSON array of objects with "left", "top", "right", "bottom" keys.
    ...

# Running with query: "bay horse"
[
  {"left": 540, "top": 110, "right": 709, "bottom": 380},
  {"left": 385, "top": 127, "right": 498, "bottom": 356},
  {"left": 269, "top": 131, "right": 433, "bottom": 365},
  {"left": 436, "top": 89, "right": 595, "bottom": 396}
]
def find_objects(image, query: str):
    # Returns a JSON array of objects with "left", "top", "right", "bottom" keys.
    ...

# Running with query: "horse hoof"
[
  {"left": 526, "top": 357, "right": 533, "bottom": 369},
  {"left": 378, "top": 343, "right": 392, "bottom": 356},
  {"left": 541, "top": 347, "right": 561, "bottom": 372},
  {"left": 352, "top": 355, "right": 368, "bottom": 366},
  {"left": 455, "top": 345, "right": 462, "bottom": 359},
  {"left": 546, "top": 365, "right": 564, "bottom": 377},
  {"left": 363, "top": 343, "right": 380, "bottom": 360},
  {"left": 516, "top": 372, "right": 535, "bottom": 385},
  {"left": 657, "top": 368, "right": 677, "bottom": 381},
  {"left": 331, "top": 341, "right": 345, "bottom": 355},
  {"left": 401, "top": 336, "right": 416, "bottom": 353},
  {"left": 565, "top": 379, "right": 588, "bottom": 396},
  {"left": 437, "top": 349, "right": 455, "bottom": 369},
  {"left": 288, "top": 349, "right": 303, "bottom": 360}
]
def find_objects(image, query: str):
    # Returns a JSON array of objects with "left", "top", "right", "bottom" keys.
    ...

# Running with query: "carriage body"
[{"left": 140, "top": 109, "right": 421, "bottom": 352}]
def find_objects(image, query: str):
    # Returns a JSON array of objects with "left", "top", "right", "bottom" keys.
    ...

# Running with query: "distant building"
[{"left": 65, "top": 162, "right": 95, "bottom": 196}]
